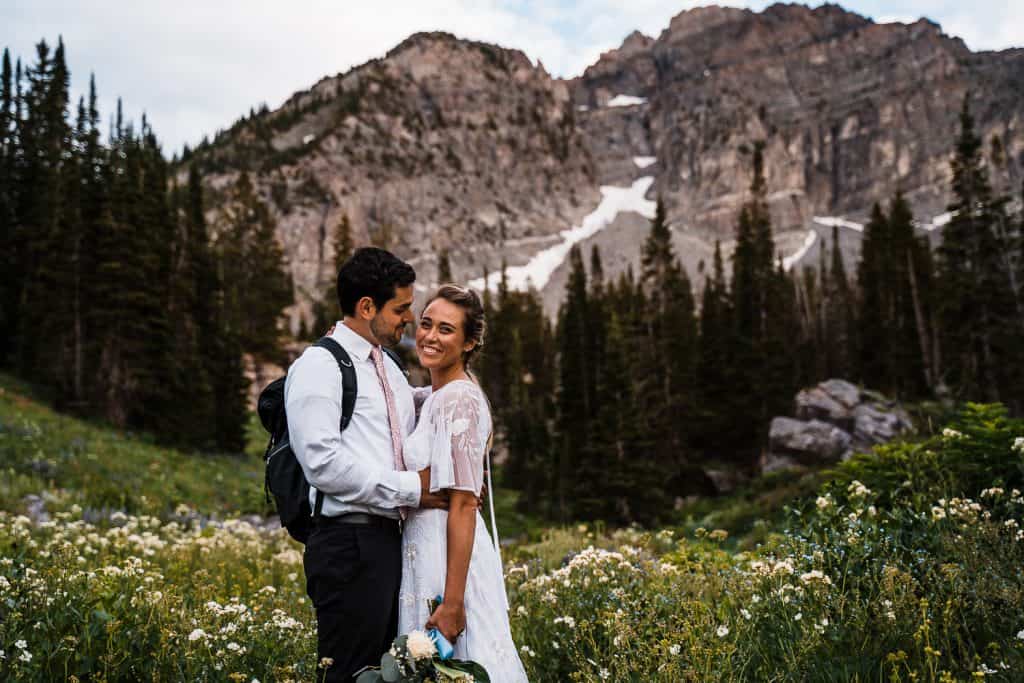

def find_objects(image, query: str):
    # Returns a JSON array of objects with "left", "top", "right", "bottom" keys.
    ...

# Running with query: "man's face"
[{"left": 369, "top": 285, "right": 415, "bottom": 347}]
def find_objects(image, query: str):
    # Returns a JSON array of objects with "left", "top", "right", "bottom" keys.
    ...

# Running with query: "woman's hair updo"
[{"left": 427, "top": 284, "right": 486, "bottom": 367}]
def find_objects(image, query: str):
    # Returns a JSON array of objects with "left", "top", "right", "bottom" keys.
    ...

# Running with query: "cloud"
[{"left": 2, "top": 1, "right": 1020, "bottom": 155}]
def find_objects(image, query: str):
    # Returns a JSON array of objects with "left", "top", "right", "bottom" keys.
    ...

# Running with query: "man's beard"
[{"left": 370, "top": 316, "right": 404, "bottom": 347}]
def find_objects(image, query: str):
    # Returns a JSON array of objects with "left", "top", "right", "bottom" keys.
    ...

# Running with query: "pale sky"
[{"left": 3, "top": 1, "right": 1022, "bottom": 156}]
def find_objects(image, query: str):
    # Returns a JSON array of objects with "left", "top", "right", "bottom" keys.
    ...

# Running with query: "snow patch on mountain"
[
  {"left": 813, "top": 216, "right": 864, "bottom": 232},
  {"left": 633, "top": 156, "right": 656, "bottom": 168},
  {"left": 607, "top": 94, "right": 647, "bottom": 107},
  {"left": 470, "top": 177, "right": 657, "bottom": 293},
  {"left": 920, "top": 211, "right": 953, "bottom": 231},
  {"left": 783, "top": 230, "right": 818, "bottom": 271}
]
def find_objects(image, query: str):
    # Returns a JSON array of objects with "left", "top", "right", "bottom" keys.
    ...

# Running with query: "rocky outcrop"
[{"left": 763, "top": 378, "right": 913, "bottom": 473}]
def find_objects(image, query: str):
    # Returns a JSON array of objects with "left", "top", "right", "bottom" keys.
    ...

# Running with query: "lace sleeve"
[{"left": 427, "top": 382, "right": 489, "bottom": 495}]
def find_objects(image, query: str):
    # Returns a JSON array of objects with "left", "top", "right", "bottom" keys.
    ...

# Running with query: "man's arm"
[{"left": 285, "top": 348, "right": 421, "bottom": 509}]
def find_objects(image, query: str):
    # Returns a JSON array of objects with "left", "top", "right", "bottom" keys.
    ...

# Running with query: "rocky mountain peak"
[{"left": 662, "top": 4, "right": 749, "bottom": 41}]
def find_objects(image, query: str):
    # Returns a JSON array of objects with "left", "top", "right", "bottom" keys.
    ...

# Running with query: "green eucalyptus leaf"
[
  {"left": 381, "top": 653, "right": 402, "bottom": 682},
  {"left": 355, "top": 670, "right": 385, "bottom": 683}
]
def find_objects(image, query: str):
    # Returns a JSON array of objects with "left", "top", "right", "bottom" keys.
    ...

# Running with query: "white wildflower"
[
  {"left": 848, "top": 480, "right": 871, "bottom": 498},
  {"left": 18, "top": 650, "right": 31, "bottom": 663},
  {"left": 740, "top": 608, "right": 752, "bottom": 620},
  {"left": 942, "top": 428, "right": 964, "bottom": 440},
  {"left": 932, "top": 506, "right": 946, "bottom": 520},
  {"left": 1013, "top": 437, "right": 1024, "bottom": 454},
  {"left": 406, "top": 630, "right": 437, "bottom": 660},
  {"left": 716, "top": 625, "right": 729, "bottom": 638},
  {"left": 188, "top": 629, "right": 207, "bottom": 642},
  {"left": 15, "top": 640, "right": 27, "bottom": 650},
  {"left": 669, "top": 644, "right": 681, "bottom": 655},
  {"left": 800, "top": 570, "right": 832, "bottom": 585},
  {"left": 794, "top": 612, "right": 802, "bottom": 621},
  {"left": 816, "top": 495, "right": 832, "bottom": 510}
]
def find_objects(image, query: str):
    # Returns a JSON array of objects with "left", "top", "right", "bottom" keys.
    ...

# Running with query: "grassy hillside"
[
  {"left": 2, "top": 374, "right": 1024, "bottom": 681},
  {"left": 0, "top": 372, "right": 268, "bottom": 518}
]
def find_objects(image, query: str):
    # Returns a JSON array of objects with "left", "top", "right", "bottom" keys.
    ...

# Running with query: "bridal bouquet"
[{"left": 354, "top": 630, "right": 490, "bottom": 683}]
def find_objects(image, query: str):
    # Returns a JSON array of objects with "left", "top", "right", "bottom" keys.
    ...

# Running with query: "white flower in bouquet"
[{"left": 406, "top": 630, "right": 437, "bottom": 660}]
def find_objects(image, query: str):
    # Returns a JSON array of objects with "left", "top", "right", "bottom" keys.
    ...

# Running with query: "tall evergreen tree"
[
  {"left": 0, "top": 48, "right": 15, "bottom": 365},
  {"left": 857, "top": 203, "right": 889, "bottom": 387},
  {"left": 218, "top": 171, "right": 291, "bottom": 363},
  {"left": 824, "top": 226, "right": 855, "bottom": 379},
  {"left": 937, "top": 95, "right": 1018, "bottom": 407},
  {"left": 312, "top": 212, "right": 354, "bottom": 336},
  {"left": 555, "top": 246, "right": 590, "bottom": 520},
  {"left": 728, "top": 142, "right": 775, "bottom": 465},
  {"left": 695, "top": 241, "right": 733, "bottom": 454}
]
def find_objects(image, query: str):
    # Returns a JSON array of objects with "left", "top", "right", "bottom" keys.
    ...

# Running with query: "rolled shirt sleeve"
[{"left": 285, "top": 347, "right": 421, "bottom": 509}]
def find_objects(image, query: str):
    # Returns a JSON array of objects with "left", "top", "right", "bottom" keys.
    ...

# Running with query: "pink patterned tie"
[{"left": 371, "top": 346, "right": 408, "bottom": 519}]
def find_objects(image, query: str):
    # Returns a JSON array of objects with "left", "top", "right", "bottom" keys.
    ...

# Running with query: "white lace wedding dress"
[{"left": 398, "top": 379, "right": 528, "bottom": 682}]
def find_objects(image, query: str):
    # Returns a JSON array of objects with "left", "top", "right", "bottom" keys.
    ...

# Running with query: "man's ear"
[{"left": 356, "top": 296, "right": 377, "bottom": 320}]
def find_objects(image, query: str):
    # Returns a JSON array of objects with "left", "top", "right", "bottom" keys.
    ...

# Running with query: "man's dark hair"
[{"left": 337, "top": 247, "right": 416, "bottom": 316}]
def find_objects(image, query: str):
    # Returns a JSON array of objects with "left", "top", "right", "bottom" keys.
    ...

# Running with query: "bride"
[{"left": 398, "top": 284, "right": 528, "bottom": 682}]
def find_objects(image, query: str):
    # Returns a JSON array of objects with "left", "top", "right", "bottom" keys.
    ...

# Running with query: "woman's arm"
[{"left": 425, "top": 489, "right": 476, "bottom": 641}]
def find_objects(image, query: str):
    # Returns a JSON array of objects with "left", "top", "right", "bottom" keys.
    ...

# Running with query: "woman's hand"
[
  {"left": 417, "top": 468, "right": 450, "bottom": 510},
  {"left": 425, "top": 600, "right": 466, "bottom": 643}
]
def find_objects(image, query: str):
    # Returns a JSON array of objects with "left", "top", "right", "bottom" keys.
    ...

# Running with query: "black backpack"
[{"left": 258, "top": 336, "right": 406, "bottom": 543}]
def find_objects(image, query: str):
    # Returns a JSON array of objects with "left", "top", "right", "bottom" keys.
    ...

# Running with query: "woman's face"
[{"left": 415, "top": 298, "right": 474, "bottom": 371}]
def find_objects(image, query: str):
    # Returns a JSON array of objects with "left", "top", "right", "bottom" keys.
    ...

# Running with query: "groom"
[{"left": 285, "top": 247, "right": 449, "bottom": 681}]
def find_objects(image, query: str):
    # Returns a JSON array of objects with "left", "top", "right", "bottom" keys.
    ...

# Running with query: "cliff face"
[
  {"left": 573, "top": 3, "right": 1024, "bottom": 240},
  {"left": 193, "top": 5, "right": 1024, "bottom": 323}
]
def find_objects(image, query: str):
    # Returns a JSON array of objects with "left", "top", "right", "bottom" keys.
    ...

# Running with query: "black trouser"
[{"left": 304, "top": 517, "right": 402, "bottom": 682}]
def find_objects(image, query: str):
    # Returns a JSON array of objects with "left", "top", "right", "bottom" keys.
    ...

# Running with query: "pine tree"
[
  {"left": 0, "top": 48, "right": 16, "bottom": 365},
  {"left": 885, "top": 193, "right": 931, "bottom": 397},
  {"left": 312, "top": 213, "right": 354, "bottom": 336},
  {"left": 728, "top": 142, "right": 775, "bottom": 466},
  {"left": 218, "top": 171, "right": 291, "bottom": 363},
  {"left": 15, "top": 39, "right": 71, "bottom": 377},
  {"left": 695, "top": 242, "right": 733, "bottom": 455},
  {"left": 555, "top": 245, "right": 590, "bottom": 520},
  {"left": 824, "top": 225, "right": 855, "bottom": 379},
  {"left": 857, "top": 203, "right": 889, "bottom": 387},
  {"left": 937, "top": 95, "right": 1018, "bottom": 406}
]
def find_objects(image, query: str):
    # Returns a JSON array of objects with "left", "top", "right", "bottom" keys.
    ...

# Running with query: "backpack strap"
[
  {"left": 381, "top": 346, "right": 408, "bottom": 377},
  {"left": 310, "top": 336, "right": 359, "bottom": 517},
  {"left": 315, "top": 337, "right": 358, "bottom": 430}
]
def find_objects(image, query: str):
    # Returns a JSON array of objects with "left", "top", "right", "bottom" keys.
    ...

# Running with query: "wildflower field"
[{"left": 2, "top": 374, "right": 1024, "bottom": 681}]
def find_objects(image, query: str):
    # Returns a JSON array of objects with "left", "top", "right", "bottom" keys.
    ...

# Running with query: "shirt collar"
[{"left": 332, "top": 321, "right": 375, "bottom": 362}]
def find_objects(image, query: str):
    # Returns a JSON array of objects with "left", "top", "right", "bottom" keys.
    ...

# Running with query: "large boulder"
[
  {"left": 768, "top": 417, "right": 852, "bottom": 465},
  {"left": 763, "top": 379, "right": 913, "bottom": 473}
]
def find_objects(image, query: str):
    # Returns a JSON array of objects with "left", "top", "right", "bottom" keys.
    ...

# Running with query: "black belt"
[{"left": 316, "top": 512, "right": 400, "bottom": 531}]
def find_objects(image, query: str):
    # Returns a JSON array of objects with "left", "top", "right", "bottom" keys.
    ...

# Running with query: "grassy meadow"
[{"left": 2, "top": 373, "right": 1024, "bottom": 681}]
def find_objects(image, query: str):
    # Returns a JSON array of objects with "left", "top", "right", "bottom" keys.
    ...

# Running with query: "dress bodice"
[{"left": 403, "top": 379, "right": 491, "bottom": 496}]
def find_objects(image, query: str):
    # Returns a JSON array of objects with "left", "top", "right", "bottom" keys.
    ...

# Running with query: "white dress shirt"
[{"left": 284, "top": 322, "right": 421, "bottom": 519}]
